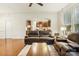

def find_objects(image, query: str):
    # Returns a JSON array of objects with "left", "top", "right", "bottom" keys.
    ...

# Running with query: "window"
[
  {"left": 63, "top": 4, "right": 79, "bottom": 33},
  {"left": 64, "top": 8, "right": 72, "bottom": 32},
  {"left": 75, "top": 5, "right": 79, "bottom": 32}
]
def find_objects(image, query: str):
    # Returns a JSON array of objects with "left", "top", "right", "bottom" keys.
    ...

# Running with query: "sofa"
[
  {"left": 24, "top": 30, "right": 54, "bottom": 45},
  {"left": 54, "top": 33, "right": 79, "bottom": 56}
]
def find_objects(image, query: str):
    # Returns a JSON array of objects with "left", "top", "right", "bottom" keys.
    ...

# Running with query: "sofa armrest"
[
  {"left": 54, "top": 42, "right": 73, "bottom": 55},
  {"left": 25, "top": 35, "right": 28, "bottom": 38},
  {"left": 68, "top": 42, "right": 79, "bottom": 48},
  {"left": 68, "top": 42, "right": 79, "bottom": 52}
]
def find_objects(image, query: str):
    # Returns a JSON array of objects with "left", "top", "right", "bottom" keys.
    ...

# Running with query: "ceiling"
[{"left": 0, "top": 3, "right": 69, "bottom": 13}]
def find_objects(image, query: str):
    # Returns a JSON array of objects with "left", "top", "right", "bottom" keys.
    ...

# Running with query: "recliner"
[{"left": 54, "top": 33, "right": 79, "bottom": 56}]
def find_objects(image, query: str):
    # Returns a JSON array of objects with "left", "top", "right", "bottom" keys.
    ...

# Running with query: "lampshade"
[
  {"left": 27, "top": 25, "right": 31, "bottom": 28},
  {"left": 61, "top": 26, "right": 66, "bottom": 31}
]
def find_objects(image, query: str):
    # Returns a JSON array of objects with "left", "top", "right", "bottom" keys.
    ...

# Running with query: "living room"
[{"left": 0, "top": 3, "right": 79, "bottom": 56}]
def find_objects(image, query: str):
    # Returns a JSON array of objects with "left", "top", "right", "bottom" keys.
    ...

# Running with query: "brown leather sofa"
[
  {"left": 54, "top": 42, "right": 73, "bottom": 56},
  {"left": 54, "top": 33, "right": 79, "bottom": 56},
  {"left": 24, "top": 30, "right": 54, "bottom": 45},
  {"left": 68, "top": 33, "right": 79, "bottom": 44},
  {"left": 66, "top": 33, "right": 79, "bottom": 56}
]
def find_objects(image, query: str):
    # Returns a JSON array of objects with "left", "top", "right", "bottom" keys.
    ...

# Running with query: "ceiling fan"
[{"left": 29, "top": 3, "right": 43, "bottom": 7}]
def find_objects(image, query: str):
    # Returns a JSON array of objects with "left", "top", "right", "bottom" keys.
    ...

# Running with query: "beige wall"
[{"left": 0, "top": 12, "right": 58, "bottom": 39}]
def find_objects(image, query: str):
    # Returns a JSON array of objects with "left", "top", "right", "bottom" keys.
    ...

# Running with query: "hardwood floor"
[
  {"left": 48, "top": 45, "right": 58, "bottom": 56},
  {"left": 0, "top": 39, "right": 24, "bottom": 56},
  {"left": 27, "top": 43, "right": 49, "bottom": 56},
  {"left": 0, "top": 39, "right": 5, "bottom": 56},
  {"left": 26, "top": 43, "right": 58, "bottom": 56},
  {"left": 0, "top": 39, "right": 58, "bottom": 56}
]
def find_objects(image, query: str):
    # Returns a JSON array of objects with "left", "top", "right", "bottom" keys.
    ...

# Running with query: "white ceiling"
[{"left": 0, "top": 3, "right": 69, "bottom": 13}]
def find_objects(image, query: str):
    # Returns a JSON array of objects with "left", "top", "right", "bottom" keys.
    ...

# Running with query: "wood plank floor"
[
  {"left": 0, "top": 39, "right": 58, "bottom": 56},
  {"left": 48, "top": 45, "right": 58, "bottom": 56},
  {"left": 25, "top": 43, "right": 58, "bottom": 56},
  {"left": 0, "top": 39, "right": 24, "bottom": 56},
  {"left": 27, "top": 43, "right": 50, "bottom": 56},
  {"left": 0, "top": 39, "right": 5, "bottom": 56}
]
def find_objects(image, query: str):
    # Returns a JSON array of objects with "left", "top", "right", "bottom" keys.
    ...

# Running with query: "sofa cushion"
[
  {"left": 55, "top": 42, "right": 72, "bottom": 51},
  {"left": 54, "top": 42, "right": 76, "bottom": 55},
  {"left": 28, "top": 31, "right": 39, "bottom": 37},
  {"left": 68, "top": 42, "right": 79, "bottom": 48},
  {"left": 39, "top": 31, "right": 51, "bottom": 37}
]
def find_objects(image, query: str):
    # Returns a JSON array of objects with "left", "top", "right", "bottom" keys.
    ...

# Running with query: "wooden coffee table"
[{"left": 27, "top": 42, "right": 49, "bottom": 56}]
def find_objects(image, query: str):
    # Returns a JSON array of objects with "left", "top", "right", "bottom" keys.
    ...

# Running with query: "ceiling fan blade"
[
  {"left": 29, "top": 3, "right": 32, "bottom": 7},
  {"left": 37, "top": 3, "right": 43, "bottom": 6}
]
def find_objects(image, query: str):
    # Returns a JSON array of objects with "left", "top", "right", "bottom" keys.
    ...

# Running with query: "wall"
[
  {"left": 0, "top": 12, "right": 57, "bottom": 39},
  {"left": 57, "top": 11, "right": 64, "bottom": 34},
  {"left": 0, "top": 14, "right": 5, "bottom": 39}
]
